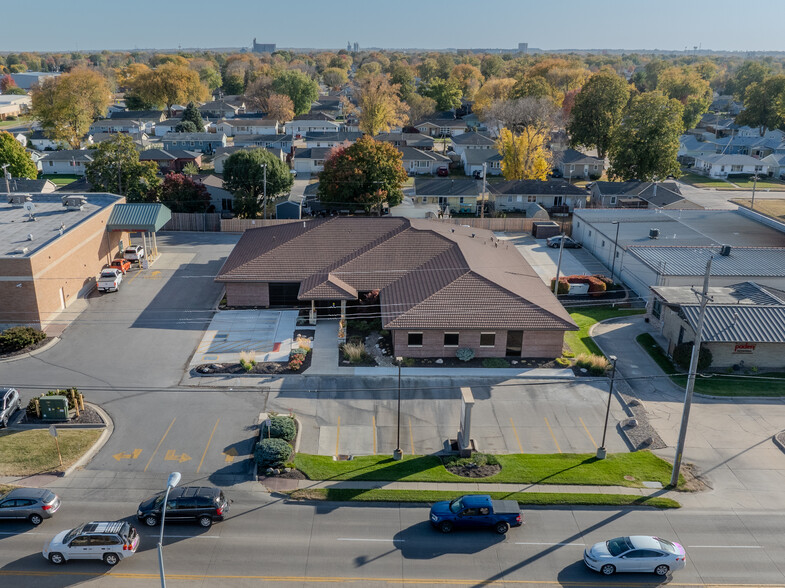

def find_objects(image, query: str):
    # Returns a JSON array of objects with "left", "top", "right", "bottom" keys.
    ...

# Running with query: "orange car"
[{"left": 107, "top": 259, "right": 132, "bottom": 274}]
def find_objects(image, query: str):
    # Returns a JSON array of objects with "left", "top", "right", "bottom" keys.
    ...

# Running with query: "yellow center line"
[
  {"left": 143, "top": 417, "right": 176, "bottom": 472},
  {"left": 543, "top": 417, "right": 561, "bottom": 453},
  {"left": 509, "top": 417, "right": 524, "bottom": 453},
  {"left": 372, "top": 415, "right": 377, "bottom": 455},
  {"left": 579, "top": 417, "right": 597, "bottom": 449},
  {"left": 125, "top": 268, "right": 143, "bottom": 285},
  {"left": 197, "top": 418, "right": 220, "bottom": 473},
  {"left": 334, "top": 416, "right": 340, "bottom": 458},
  {"left": 408, "top": 417, "right": 415, "bottom": 455}
]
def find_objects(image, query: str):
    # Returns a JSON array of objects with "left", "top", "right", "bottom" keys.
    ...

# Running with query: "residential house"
[
  {"left": 12, "top": 133, "right": 27, "bottom": 148},
  {"left": 215, "top": 217, "right": 577, "bottom": 358},
  {"left": 90, "top": 132, "right": 151, "bottom": 150},
  {"left": 414, "top": 178, "right": 481, "bottom": 214},
  {"left": 0, "top": 95, "right": 32, "bottom": 120},
  {"left": 27, "top": 149, "right": 44, "bottom": 172},
  {"left": 9, "top": 71, "right": 59, "bottom": 90},
  {"left": 286, "top": 112, "right": 341, "bottom": 137},
  {"left": 489, "top": 180, "right": 588, "bottom": 214},
  {"left": 161, "top": 132, "right": 226, "bottom": 154},
  {"left": 89, "top": 119, "right": 151, "bottom": 135},
  {"left": 109, "top": 110, "right": 166, "bottom": 124},
  {"left": 697, "top": 113, "right": 736, "bottom": 136},
  {"left": 293, "top": 148, "right": 331, "bottom": 174},
  {"left": 710, "top": 95, "right": 743, "bottom": 115},
  {"left": 397, "top": 147, "right": 451, "bottom": 175},
  {"left": 678, "top": 134, "right": 719, "bottom": 165},
  {"left": 376, "top": 132, "right": 435, "bottom": 150},
  {"left": 706, "top": 135, "right": 781, "bottom": 158},
  {"left": 304, "top": 132, "right": 363, "bottom": 148},
  {"left": 693, "top": 154, "right": 769, "bottom": 178},
  {"left": 589, "top": 181, "right": 700, "bottom": 210},
  {"left": 39, "top": 150, "right": 94, "bottom": 176},
  {"left": 233, "top": 134, "right": 293, "bottom": 153},
  {"left": 138, "top": 149, "right": 202, "bottom": 173},
  {"left": 27, "top": 130, "right": 64, "bottom": 151},
  {"left": 761, "top": 153, "right": 785, "bottom": 178},
  {"left": 212, "top": 146, "right": 286, "bottom": 174},
  {"left": 646, "top": 281, "right": 785, "bottom": 368},
  {"left": 215, "top": 118, "right": 280, "bottom": 137},
  {"left": 199, "top": 100, "right": 241, "bottom": 119},
  {"left": 461, "top": 150, "right": 502, "bottom": 177},
  {"left": 193, "top": 174, "right": 235, "bottom": 213},
  {"left": 449, "top": 132, "right": 496, "bottom": 156},
  {"left": 1, "top": 178, "right": 57, "bottom": 193},
  {"left": 154, "top": 118, "right": 210, "bottom": 137},
  {"left": 556, "top": 148, "right": 604, "bottom": 180},
  {"left": 414, "top": 117, "right": 467, "bottom": 137}
]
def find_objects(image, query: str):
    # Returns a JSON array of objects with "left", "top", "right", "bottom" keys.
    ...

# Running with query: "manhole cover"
[{"left": 624, "top": 475, "right": 636, "bottom": 481}]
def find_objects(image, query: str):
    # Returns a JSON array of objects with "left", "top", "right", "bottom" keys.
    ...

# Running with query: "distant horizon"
[{"left": 3, "top": 0, "right": 784, "bottom": 54}]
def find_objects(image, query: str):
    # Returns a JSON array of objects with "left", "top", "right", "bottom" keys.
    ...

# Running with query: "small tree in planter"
[
  {"left": 456, "top": 347, "right": 475, "bottom": 362},
  {"left": 263, "top": 414, "right": 296, "bottom": 441},
  {"left": 255, "top": 438, "right": 292, "bottom": 469}
]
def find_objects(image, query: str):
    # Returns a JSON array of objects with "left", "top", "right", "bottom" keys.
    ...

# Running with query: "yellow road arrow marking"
[
  {"left": 164, "top": 449, "right": 192, "bottom": 463},
  {"left": 113, "top": 449, "right": 143, "bottom": 461},
  {"left": 224, "top": 447, "right": 238, "bottom": 463}
]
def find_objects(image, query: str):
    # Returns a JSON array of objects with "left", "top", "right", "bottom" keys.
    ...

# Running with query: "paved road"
[{"left": 0, "top": 491, "right": 783, "bottom": 587}]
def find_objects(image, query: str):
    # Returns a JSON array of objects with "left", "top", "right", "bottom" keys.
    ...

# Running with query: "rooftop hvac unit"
[
  {"left": 8, "top": 193, "right": 31, "bottom": 207},
  {"left": 14, "top": 247, "right": 29, "bottom": 255},
  {"left": 649, "top": 228, "right": 660, "bottom": 239},
  {"left": 719, "top": 244, "right": 732, "bottom": 256},
  {"left": 62, "top": 195, "right": 87, "bottom": 210}
]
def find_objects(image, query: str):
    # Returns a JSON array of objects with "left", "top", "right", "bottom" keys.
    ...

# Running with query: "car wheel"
[
  {"left": 601, "top": 564, "right": 615, "bottom": 575},
  {"left": 1, "top": 416, "right": 7, "bottom": 428},
  {"left": 494, "top": 522, "right": 509, "bottom": 535},
  {"left": 654, "top": 564, "right": 669, "bottom": 576},
  {"left": 144, "top": 515, "right": 158, "bottom": 527},
  {"left": 49, "top": 552, "right": 65, "bottom": 565},
  {"left": 438, "top": 521, "right": 453, "bottom": 534},
  {"left": 29, "top": 514, "right": 43, "bottom": 525},
  {"left": 198, "top": 515, "right": 213, "bottom": 528},
  {"left": 103, "top": 553, "right": 119, "bottom": 566}
]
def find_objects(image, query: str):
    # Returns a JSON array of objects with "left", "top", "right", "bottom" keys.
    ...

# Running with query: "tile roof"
[
  {"left": 489, "top": 180, "right": 587, "bottom": 196},
  {"left": 216, "top": 217, "right": 576, "bottom": 331},
  {"left": 681, "top": 305, "right": 785, "bottom": 343}
]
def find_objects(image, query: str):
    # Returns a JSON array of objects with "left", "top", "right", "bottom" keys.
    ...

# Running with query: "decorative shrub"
[
  {"left": 563, "top": 275, "right": 607, "bottom": 294},
  {"left": 444, "top": 453, "right": 500, "bottom": 468},
  {"left": 555, "top": 357, "right": 571, "bottom": 366},
  {"left": 549, "top": 277, "right": 570, "bottom": 295},
  {"left": 263, "top": 415, "right": 296, "bottom": 441},
  {"left": 402, "top": 357, "right": 416, "bottom": 367},
  {"left": 482, "top": 358, "right": 509, "bottom": 368},
  {"left": 672, "top": 342, "right": 712, "bottom": 371},
  {"left": 0, "top": 326, "right": 46, "bottom": 352},
  {"left": 456, "top": 347, "right": 475, "bottom": 362},
  {"left": 592, "top": 274, "right": 613, "bottom": 286},
  {"left": 26, "top": 388, "right": 82, "bottom": 416},
  {"left": 254, "top": 438, "right": 292, "bottom": 468},
  {"left": 288, "top": 348, "right": 307, "bottom": 371},
  {"left": 575, "top": 353, "right": 610, "bottom": 375},
  {"left": 342, "top": 341, "right": 368, "bottom": 363},
  {"left": 294, "top": 335, "right": 311, "bottom": 351},
  {"left": 239, "top": 350, "right": 256, "bottom": 372}
]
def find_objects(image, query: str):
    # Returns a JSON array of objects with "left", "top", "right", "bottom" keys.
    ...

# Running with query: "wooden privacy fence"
[
  {"left": 220, "top": 218, "right": 308, "bottom": 232},
  {"left": 161, "top": 213, "right": 222, "bottom": 232}
]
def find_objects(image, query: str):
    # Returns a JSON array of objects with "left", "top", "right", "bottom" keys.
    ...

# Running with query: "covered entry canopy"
[{"left": 106, "top": 203, "right": 171, "bottom": 232}]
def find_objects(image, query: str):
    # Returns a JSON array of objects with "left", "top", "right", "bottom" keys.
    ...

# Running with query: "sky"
[{"left": 3, "top": 0, "right": 785, "bottom": 53}]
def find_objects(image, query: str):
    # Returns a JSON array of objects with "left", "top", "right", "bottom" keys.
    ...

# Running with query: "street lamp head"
[
  {"left": 396, "top": 356, "right": 403, "bottom": 363},
  {"left": 166, "top": 472, "right": 181, "bottom": 489},
  {"left": 609, "top": 355, "right": 618, "bottom": 363},
  {"left": 612, "top": 220, "right": 619, "bottom": 225}
]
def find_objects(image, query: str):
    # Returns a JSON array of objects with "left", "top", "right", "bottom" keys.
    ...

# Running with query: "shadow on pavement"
[
  {"left": 557, "top": 559, "right": 672, "bottom": 586},
  {"left": 392, "top": 521, "right": 506, "bottom": 560}
]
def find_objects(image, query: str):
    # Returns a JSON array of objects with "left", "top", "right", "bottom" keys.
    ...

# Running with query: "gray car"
[
  {"left": 1, "top": 388, "right": 22, "bottom": 428},
  {"left": 0, "top": 488, "right": 61, "bottom": 525}
]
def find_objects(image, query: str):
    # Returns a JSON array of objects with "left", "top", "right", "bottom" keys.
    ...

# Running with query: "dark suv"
[{"left": 137, "top": 486, "right": 229, "bottom": 528}]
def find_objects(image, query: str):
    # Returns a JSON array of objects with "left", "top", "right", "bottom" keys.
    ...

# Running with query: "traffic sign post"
[{"left": 49, "top": 425, "right": 63, "bottom": 467}]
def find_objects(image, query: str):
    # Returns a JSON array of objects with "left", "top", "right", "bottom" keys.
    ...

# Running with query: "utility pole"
[
  {"left": 1, "top": 163, "right": 10, "bottom": 193},
  {"left": 262, "top": 164, "right": 268, "bottom": 220},
  {"left": 480, "top": 162, "right": 487, "bottom": 219},
  {"left": 553, "top": 232, "right": 566, "bottom": 295},
  {"left": 750, "top": 174, "right": 758, "bottom": 210},
  {"left": 117, "top": 158, "right": 122, "bottom": 196},
  {"left": 670, "top": 256, "right": 714, "bottom": 487}
]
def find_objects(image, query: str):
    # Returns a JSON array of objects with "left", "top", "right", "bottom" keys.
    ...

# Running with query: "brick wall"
[
  {"left": 521, "top": 330, "right": 565, "bottom": 358},
  {"left": 0, "top": 256, "right": 37, "bottom": 327},
  {"left": 392, "top": 328, "right": 565, "bottom": 359},
  {"left": 225, "top": 282, "right": 269, "bottom": 307}
]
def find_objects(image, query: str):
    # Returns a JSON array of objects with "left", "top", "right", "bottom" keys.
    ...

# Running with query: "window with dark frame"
[
  {"left": 480, "top": 332, "right": 496, "bottom": 347},
  {"left": 443, "top": 333, "right": 459, "bottom": 347},
  {"left": 407, "top": 332, "right": 423, "bottom": 347}
]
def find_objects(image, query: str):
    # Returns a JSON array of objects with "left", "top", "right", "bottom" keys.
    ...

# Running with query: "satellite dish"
[{"left": 23, "top": 201, "right": 36, "bottom": 213}]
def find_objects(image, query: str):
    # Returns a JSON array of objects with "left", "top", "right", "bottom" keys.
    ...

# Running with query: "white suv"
[
  {"left": 43, "top": 521, "right": 139, "bottom": 566},
  {"left": 1, "top": 388, "right": 22, "bottom": 428},
  {"left": 123, "top": 245, "right": 145, "bottom": 262}
]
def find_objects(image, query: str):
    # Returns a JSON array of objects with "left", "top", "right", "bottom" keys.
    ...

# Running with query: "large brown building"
[
  {"left": 216, "top": 218, "right": 576, "bottom": 358},
  {"left": 0, "top": 193, "right": 128, "bottom": 330}
]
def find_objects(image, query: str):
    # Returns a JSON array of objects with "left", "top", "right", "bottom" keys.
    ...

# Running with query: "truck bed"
[{"left": 491, "top": 499, "right": 520, "bottom": 515}]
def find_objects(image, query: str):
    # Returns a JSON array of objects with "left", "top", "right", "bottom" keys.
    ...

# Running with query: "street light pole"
[
  {"left": 1, "top": 163, "right": 10, "bottom": 193},
  {"left": 750, "top": 174, "right": 758, "bottom": 210},
  {"left": 596, "top": 355, "right": 618, "bottom": 459},
  {"left": 553, "top": 231, "right": 566, "bottom": 295},
  {"left": 262, "top": 164, "right": 268, "bottom": 220},
  {"left": 157, "top": 471, "right": 181, "bottom": 588},
  {"left": 609, "top": 221, "right": 620, "bottom": 285},
  {"left": 393, "top": 357, "right": 403, "bottom": 460}
]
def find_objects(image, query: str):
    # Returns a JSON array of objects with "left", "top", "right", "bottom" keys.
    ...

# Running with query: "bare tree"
[
  {"left": 483, "top": 97, "right": 559, "bottom": 137},
  {"left": 244, "top": 75, "right": 274, "bottom": 111}
]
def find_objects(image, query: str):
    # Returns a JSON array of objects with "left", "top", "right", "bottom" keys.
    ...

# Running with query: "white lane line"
[
  {"left": 0, "top": 531, "right": 46, "bottom": 535},
  {"left": 515, "top": 542, "right": 585, "bottom": 547},
  {"left": 688, "top": 545, "right": 761, "bottom": 549},
  {"left": 337, "top": 538, "right": 404, "bottom": 543},
  {"left": 141, "top": 534, "right": 222, "bottom": 539}
]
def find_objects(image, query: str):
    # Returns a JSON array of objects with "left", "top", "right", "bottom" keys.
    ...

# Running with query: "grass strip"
[
  {"left": 294, "top": 451, "right": 679, "bottom": 488},
  {"left": 566, "top": 307, "right": 645, "bottom": 357},
  {"left": 0, "top": 429, "right": 103, "bottom": 476},
  {"left": 636, "top": 333, "right": 785, "bottom": 396},
  {"left": 0, "top": 484, "right": 15, "bottom": 495},
  {"left": 289, "top": 488, "right": 680, "bottom": 509}
]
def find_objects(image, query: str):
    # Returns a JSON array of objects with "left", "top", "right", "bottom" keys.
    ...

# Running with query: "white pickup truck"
[{"left": 97, "top": 268, "right": 123, "bottom": 293}]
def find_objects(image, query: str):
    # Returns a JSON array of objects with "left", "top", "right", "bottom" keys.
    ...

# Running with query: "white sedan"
[{"left": 583, "top": 535, "right": 687, "bottom": 576}]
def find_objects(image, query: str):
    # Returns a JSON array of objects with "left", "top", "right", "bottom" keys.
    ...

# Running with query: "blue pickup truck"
[{"left": 429, "top": 495, "right": 523, "bottom": 535}]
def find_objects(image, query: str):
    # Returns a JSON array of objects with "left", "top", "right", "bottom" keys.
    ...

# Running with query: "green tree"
[
  {"left": 727, "top": 61, "right": 769, "bottom": 99},
  {"left": 736, "top": 76, "right": 785, "bottom": 136},
  {"left": 3, "top": 86, "right": 27, "bottom": 95},
  {"left": 180, "top": 102, "right": 204, "bottom": 130},
  {"left": 0, "top": 131, "right": 38, "bottom": 179},
  {"left": 174, "top": 120, "right": 198, "bottom": 133},
  {"left": 317, "top": 136, "right": 408, "bottom": 213},
  {"left": 223, "top": 149, "right": 294, "bottom": 218},
  {"left": 271, "top": 70, "right": 319, "bottom": 116},
  {"left": 608, "top": 91, "right": 684, "bottom": 181},
  {"left": 658, "top": 67, "right": 712, "bottom": 129},
  {"left": 510, "top": 75, "right": 560, "bottom": 104},
  {"left": 199, "top": 66, "right": 222, "bottom": 91},
  {"left": 419, "top": 78, "right": 462, "bottom": 111},
  {"left": 418, "top": 59, "right": 438, "bottom": 83},
  {"left": 449, "top": 64, "right": 484, "bottom": 100},
  {"left": 390, "top": 64, "right": 415, "bottom": 100},
  {"left": 480, "top": 55, "right": 504, "bottom": 80},
  {"left": 128, "top": 63, "right": 208, "bottom": 116},
  {"left": 223, "top": 73, "right": 245, "bottom": 95},
  {"left": 354, "top": 74, "right": 408, "bottom": 136},
  {"left": 84, "top": 134, "right": 161, "bottom": 202},
  {"left": 157, "top": 173, "right": 211, "bottom": 212},
  {"left": 567, "top": 70, "right": 631, "bottom": 158},
  {"left": 322, "top": 67, "right": 348, "bottom": 90}
]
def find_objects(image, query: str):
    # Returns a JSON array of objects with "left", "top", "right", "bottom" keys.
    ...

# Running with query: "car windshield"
[
  {"left": 655, "top": 537, "right": 679, "bottom": 554},
  {"left": 606, "top": 537, "right": 633, "bottom": 556},
  {"left": 63, "top": 524, "right": 86, "bottom": 544},
  {"left": 448, "top": 498, "right": 464, "bottom": 514},
  {"left": 151, "top": 493, "right": 165, "bottom": 509}
]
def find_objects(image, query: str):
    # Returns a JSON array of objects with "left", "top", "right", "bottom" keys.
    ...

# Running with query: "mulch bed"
[
  {"left": 196, "top": 350, "right": 312, "bottom": 375},
  {"left": 406, "top": 357, "right": 557, "bottom": 369},
  {"left": 258, "top": 468, "right": 307, "bottom": 480},
  {"left": 23, "top": 405, "right": 105, "bottom": 426},
  {"left": 445, "top": 464, "right": 502, "bottom": 478},
  {"left": 0, "top": 337, "right": 54, "bottom": 359}
]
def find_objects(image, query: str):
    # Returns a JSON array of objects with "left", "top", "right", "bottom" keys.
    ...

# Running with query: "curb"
[
  {"left": 0, "top": 337, "right": 61, "bottom": 364},
  {"left": 62, "top": 403, "right": 114, "bottom": 477},
  {"left": 774, "top": 431, "right": 785, "bottom": 454}
]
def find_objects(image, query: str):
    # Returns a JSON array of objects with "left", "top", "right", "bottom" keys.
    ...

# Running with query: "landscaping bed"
[
  {"left": 402, "top": 357, "right": 557, "bottom": 369},
  {"left": 0, "top": 429, "right": 103, "bottom": 476},
  {"left": 23, "top": 405, "right": 104, "bottom": 426},
  {"left": 443, "top": 454, "right": 501, "bottom": 478},
  {"left": 0, "top": 336, "right": 54, "bottom": 359},
  {"left": 198, "top": 333, "right": 314, "bottom": 375},
  {"left": 255, "top": 413, "right": 300, "bottom": 478},
  {"left": 0, "top": 326, "right": 51, "bottom": 359}
]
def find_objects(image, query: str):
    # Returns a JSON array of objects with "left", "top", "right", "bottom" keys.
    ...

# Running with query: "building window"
[
  {"left": 609, "top": 196, "right": 617, "bottom": 205},
  {"left": 731, "top": 165, "right": 743, "bottom": 172},
  {"left": 601, "top": 240, "right": 605, "bottom": 247},
  {"left": 221, "top": 198, "right": 233, "bottom": 211},
  {"left": 444, "top": 333, "right": 459, "bottom": 347},
  {"left": 459, "top": 197, "right": 464, "bottom": 204},
  {"left": 652, "top": 298, "right": 662, "bottom": 319},
  {"left": 528, "top": 195, "right": 536, "bottom": 202},
  {"left": 588, "top": 230, "right": 592, "bottom": 236},
  {"left": 507, "top": 196, "right": 513, "bottom": 203},
  {"left": 315, "top": 160, "right": 324, "bottom": 166},
  {"left": 422, "top": 197, "right": 427, "bottom": 204},
  {"left": 408, "top": 332, "right": 423, "bottom": 347},
  {"left": 480, "top": 332, "right": 496, "bottom": 347},
  {"left": 755, "top": 165, "right": 763, "bottom": 172}
]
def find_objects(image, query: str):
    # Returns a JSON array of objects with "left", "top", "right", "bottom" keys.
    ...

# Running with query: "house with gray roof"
[
  {"left": 397, "top": 147, "right": 450, "bottom": 175},
  {"left": 489, "top": 180, "right": 587, "bottom": 213},
  {"left": 161, "top": 132, "right": 226, "bottom": 154},
  {"left": 89, "top": 119, "right": 151, "bottom": 135},
  {"left": 286, "top": 112, "right": 341, "bottom": 137},
  {"left": 215, "top": 119, "right": 280, "bottom": 136},
  {"left": 138, "top": 149, "right": 202, "bottom": 173},
  {"left": 449, "top": 132, "right": 496, "bottom": 156},
  {"left": 461, "top": 149, "right": 502, "bottom": 177},
  {"left": 39, "top": 150, "right": 94, "bottom": 176},
  {"left": 414, "top": 178, "right": 482, "bottom": 214},
  {"left": 376, "top": 132, "right": 435, "bottom": 150},
  {"left": 414, "top": 117, "right": 468, "bottom": 137},
  {"left": 693, "top": 154, "right": 769, "bottom": 178},
  {"left": 109, "top": 110, "right": 166, "bottom": 123},
  {"left": 304, "top": 132, "right": 363, "bottom": 148},
  {"left": 232, "top": 134, "right": 292, "bottom": 152},
  {"left": 199, "top": 100, "right": 241, "bottom": 119},
  {"left": 589, "top": 181, "right": 701, "bottom": 210},
  {"left": 293, "top": 147, "right": 332, "bottom": 174},
  {"left": 556, "top": 148, "right": 604, "bottom": 179}
]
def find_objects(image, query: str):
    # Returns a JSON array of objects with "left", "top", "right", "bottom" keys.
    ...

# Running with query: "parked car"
[
  {"left": 43, "top": 521, "right": 140, "bottom": 566},
  {"left": 0, "top": 488, "right": 60, "bottom": 525},
  {"left": 472, "top": 170, "right": 484, "bottom": 180},
  {"left": 123, "top": 245, "right": 145, "bottom": 262},
  {"left": 546, "top": 235, "right": 581, "bottom": 249},
  {"left": 429, "top": 495, "right": 523, "bottom": 535},
  {"left": 137, "top": 486, "right": 229, "bottom": 528},
  {"left": 1, "top": 387, "right": 22, "bottom": 428},
  {"left": 583, "top": 535, "right": 687, "bottom": 576},
  {"left": 437, "top": 165, "right": 449, "bottom": 177},
  {"left": 97, "top": 268, "right": 123, "bottom": 293},
  {"left": 106, "top": 259, "right": 131, "bottom": 274}
]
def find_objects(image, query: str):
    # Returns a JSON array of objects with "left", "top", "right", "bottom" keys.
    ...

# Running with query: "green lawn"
[
  {"left": 565, "top": 307, "right": 645, "bottom": 357},
  {"left": 725, "top": 177, "right": 785, "bottom": 191},
  {"left": 294, "top": 451, "right": 679, "bottom": 488},
  {"left": 678, "top": 173, "right": 734, "bottom": 189},
  {"left": 289, "top": 488, "right": 680, "bottom": 509},
  {"left": 636, "top": 333, "right": 785, "bottom": 396},
  {"left": 40, "top": 174, "right": 81, "bottom": 186},
  {"left": 0, "top": 429, "right": 103, "bottom": 476},
  {"left": 0, "top": 116, "right": 32, "bottom": 128}
]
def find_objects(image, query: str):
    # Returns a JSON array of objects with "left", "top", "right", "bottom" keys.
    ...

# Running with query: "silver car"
[
  {"left": 0, "top": 488, "right": 61, "bottom": 525},
  {"left": 1, "top": 387, "right": 22, "bottom": 428},
  {"left": 584, "top": 535, "right": 687, "bottom": 576}
]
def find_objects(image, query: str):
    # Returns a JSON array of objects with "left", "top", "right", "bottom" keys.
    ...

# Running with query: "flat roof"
[{"left": 0, "top": 193, "right": 122, "bottom": 258}]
